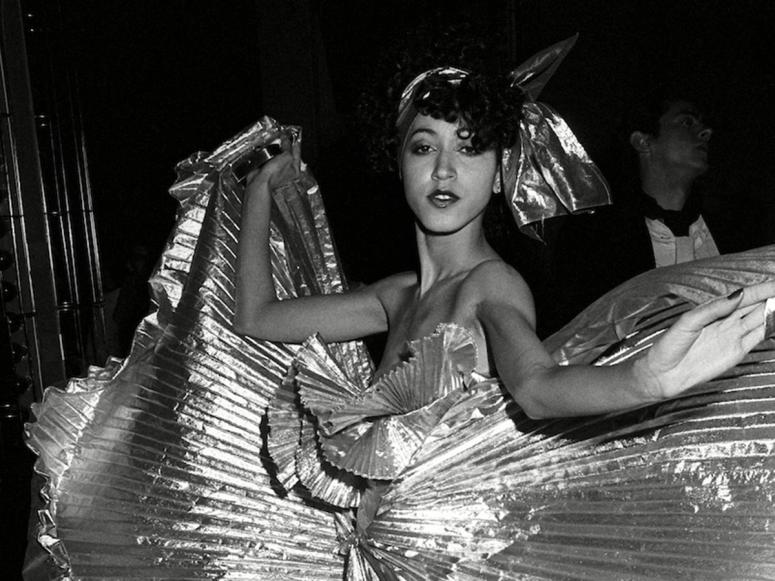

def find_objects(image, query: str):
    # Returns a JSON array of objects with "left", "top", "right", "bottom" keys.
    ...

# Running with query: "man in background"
[
  {"left": 608, "top": 95, "right": 717, "bottom": 277},
  {"left": 545, "top": 92, "right": 722, "bottom": 335}
]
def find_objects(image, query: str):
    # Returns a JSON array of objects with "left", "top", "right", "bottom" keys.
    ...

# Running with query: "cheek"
[
  {"left": 401, "top": 159, "right": 427, "bottom": 191},
  {"left": 467, "top": 161, "right": 498, "bottom": 191}
]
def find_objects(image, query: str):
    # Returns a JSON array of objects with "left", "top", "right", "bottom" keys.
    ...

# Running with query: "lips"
[{"left": 428, "top": 189, "right": 460, "bottom": 208}]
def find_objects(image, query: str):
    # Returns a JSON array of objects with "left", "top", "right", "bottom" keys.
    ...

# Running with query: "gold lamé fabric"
[{"left": 26, "top": 115, "right": 775, "bottom": 579}]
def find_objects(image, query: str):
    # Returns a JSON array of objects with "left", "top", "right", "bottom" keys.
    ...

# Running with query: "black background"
[{"left": 63, "top": 0, "right": 775, "bottom": 285}]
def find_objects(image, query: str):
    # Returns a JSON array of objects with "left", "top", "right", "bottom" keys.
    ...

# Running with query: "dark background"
[{"left": 63, "top": 0, "right": 775, "bottom": 290}]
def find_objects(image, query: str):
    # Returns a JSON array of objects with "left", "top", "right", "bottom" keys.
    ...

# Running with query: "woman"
[
  {"left": 235, "top": 67, "right": 775, "bottom": 420},
  {"left": 26, "top": 62, "right": 775, "bottom": 579}
]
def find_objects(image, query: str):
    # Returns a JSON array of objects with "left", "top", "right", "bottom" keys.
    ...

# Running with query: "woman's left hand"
[{"left": 637, "top": 281, "right": 775, "bottom": 400}]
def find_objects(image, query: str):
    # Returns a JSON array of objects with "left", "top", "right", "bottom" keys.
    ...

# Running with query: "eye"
[
  {"left": 409, "top": 142, "right": 433, "bottom": 155},
  {"left": 680, "top": 116, "right": 698, "bottom": 127},
  {"left": 458, "top": 143, "right": 481, "bottom": 156}
]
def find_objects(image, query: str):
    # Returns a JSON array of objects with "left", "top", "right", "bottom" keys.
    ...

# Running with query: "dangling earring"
[{"left": 492, "top": 169, "right": 503, "bottom": 194}]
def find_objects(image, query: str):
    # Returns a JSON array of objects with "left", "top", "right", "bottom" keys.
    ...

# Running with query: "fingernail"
[{"left": 727, "top": 288, "right": 743, "bottom": 300}]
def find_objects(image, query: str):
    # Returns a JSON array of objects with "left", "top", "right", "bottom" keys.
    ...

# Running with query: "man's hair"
[
  {"left": 604, "top": 85, "right": 710, "bottom": 200},
  {"left": 624, "top": 84, "right": 706, "bottom": 138}
]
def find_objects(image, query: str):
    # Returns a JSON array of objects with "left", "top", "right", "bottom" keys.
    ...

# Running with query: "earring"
[{"left": 493, "top": 173, "right": 502, "bottom": 194}]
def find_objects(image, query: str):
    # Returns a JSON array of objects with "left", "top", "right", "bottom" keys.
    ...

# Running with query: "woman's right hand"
[{"left": 245, "top": 132, "right": 301, "bottom": 197}]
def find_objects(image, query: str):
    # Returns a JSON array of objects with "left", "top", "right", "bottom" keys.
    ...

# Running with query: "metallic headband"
[{"left": 395, "top": 35, "right": 611, "bottom": 241}]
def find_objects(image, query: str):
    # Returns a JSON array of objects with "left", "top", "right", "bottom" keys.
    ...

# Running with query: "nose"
[
  {"left": 432, "top": 151, "right": 456, "bottom": 181},
  {"left": 698, "top": 126, "right": 712, "bottom": 142}
]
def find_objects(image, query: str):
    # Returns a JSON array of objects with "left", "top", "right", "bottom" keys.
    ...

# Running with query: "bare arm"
[
  {"left": 473, "top": 262, "right": 775, "bottom": 418},
  {"left": 233, "top": 140, "right": 392, "bottom": 343}
]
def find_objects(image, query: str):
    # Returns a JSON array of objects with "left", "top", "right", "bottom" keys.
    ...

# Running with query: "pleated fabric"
[
  {"left": 25, "top": 115, "right": 775, "bottom": 580},
  {"left": 26, "top": 118, "right": 372, "bottom": 580}
]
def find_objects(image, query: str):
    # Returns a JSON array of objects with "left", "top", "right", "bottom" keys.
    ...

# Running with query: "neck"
[
  {"left": 640, "top": 164, "right": 696, "bottom": 211},
  {"left": 414, "top": 218, "right": 495, "bottom": 295}
]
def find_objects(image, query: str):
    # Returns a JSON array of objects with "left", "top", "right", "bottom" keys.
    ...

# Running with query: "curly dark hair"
[
  {"left": 401, "top": 71, "right": 524, "bottom": 156},
  {"left": 354, "top": 21, "right": 519, "bottom": 173}
]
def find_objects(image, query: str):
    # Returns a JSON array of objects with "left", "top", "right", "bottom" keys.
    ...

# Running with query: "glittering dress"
[{"left": 26, "top": 119, "right": 775, "bottom": 580}]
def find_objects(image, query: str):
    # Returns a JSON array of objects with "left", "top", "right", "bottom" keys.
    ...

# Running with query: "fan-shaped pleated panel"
[{"left": 290, "top": 325, "right": 476, "bottom": 481}]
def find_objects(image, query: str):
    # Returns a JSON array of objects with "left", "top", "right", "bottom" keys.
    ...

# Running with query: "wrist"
[
  {"left": 631, "top": 354, "right": 667, "bottom": 404},
  {"left": 244, "top": 173, "right": 272, "bottom": 200}
]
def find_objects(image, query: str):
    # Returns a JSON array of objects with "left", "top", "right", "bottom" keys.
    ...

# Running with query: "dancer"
[
  {"left": 235, "top": 67, "right": 775, "bottom": 420},
  {"left": 25, "top": 42, "right": 775, "bottom": 581}
]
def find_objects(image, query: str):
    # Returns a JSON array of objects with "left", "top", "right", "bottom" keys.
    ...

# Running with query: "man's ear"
[{"left": 629, "top": 131, "right": 651, "bottom": 153}]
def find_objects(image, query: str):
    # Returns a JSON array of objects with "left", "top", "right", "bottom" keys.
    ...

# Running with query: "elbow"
[
  {"left": 519, "top": 399, "right": 553, "bottom": 420},
  {"left": 232, "top": 310, "right": 259, "bottom": 339},
  {"left": 232, "top": 319, "right": 251, "bottom": 338},
  {"left": 233, "top": 306, "right": 279, "bottom": 341},
  {"left": 503, "top": 377, "right": 553, "bottom": 420}
]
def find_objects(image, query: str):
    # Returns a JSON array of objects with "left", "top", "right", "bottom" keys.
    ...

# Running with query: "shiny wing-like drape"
[
  {"left": 26, "top": 118, "right": 372, "bottom": 580},
  {"left": 26, "top": 116, "right": 775, "bottom": 580}
]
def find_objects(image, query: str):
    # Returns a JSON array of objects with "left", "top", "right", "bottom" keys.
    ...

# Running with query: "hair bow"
[{"left": 505, "top": 34, "right": 611, "bottom": 241}]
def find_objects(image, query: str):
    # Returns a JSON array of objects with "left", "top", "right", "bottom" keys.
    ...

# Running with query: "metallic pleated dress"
[{"left": 26, "top": 118, "right": 775, "bottom": 580}]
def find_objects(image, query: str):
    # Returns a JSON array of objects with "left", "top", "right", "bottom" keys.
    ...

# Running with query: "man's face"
[{"left": 649, "top": 100, "right": 712, "bottom": 176}]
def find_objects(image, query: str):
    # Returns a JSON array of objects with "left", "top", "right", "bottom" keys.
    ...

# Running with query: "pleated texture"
[
  {"left": 24, "top": 112, "right": 775, "bottom": 580},
  {"left": 358, "top": 304, "right": 775, "bottom": 580},
  {"left": 546, "top": 245, "right": 775, "bottom": 365},
  {"left": 26, "top": 117, "right": 372, "bottom": 580},
  {"left": 291, "top": 324, "right": 476, "bottom": 482}
]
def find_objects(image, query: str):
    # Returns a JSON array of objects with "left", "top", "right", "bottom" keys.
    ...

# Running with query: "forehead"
[
  {"left": 659, "top": 100, "right": 702, "bottom": 123},
  {"left": 406, "top": 114, "right": 468, "bottom": 138}
]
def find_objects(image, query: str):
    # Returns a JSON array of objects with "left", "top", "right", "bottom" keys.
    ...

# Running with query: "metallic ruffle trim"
[{"left": 267, "top": 324, "right": 476, "bottom": 501}]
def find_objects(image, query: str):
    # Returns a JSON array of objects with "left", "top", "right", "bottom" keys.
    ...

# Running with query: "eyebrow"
[{"left": 407, "top": 127, "right": 437, "bottom": 139}]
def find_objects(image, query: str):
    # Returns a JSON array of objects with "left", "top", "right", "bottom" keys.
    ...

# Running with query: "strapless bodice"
[{"left": 265, "top": 322, "right": 500, "bottom": 508}]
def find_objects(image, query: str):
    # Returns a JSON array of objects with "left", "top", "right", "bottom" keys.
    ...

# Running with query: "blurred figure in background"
[
  {"left": 604, "top": 94, "right": 718, "bottom": 276},
  {"left": 547, "top": 90, "right": 726, "bottom": 334}
]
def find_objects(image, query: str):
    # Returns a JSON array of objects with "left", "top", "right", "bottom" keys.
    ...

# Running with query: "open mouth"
[{"left": 428, "top": 190, "right": 460, "bottom": 208}]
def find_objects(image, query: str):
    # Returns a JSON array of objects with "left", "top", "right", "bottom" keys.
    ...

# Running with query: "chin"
[
  {"left": 684, "top": 157, "right": 708, "bottom": 175},
  {"left": 419, "top": 224, "right": 462, "bottom": 236},
  {"left": 417, "top": 218, "right": 467, "bottom": 236}
]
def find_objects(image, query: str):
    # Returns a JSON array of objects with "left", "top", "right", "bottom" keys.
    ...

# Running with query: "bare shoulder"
[
  {"left": 460, "top": 259, "right": 536, "bottom": 324},
  {"left": 462, "top": 259, "right": 532, "bottom": 300},
  {"left": 368, "top": 270, "right": 417, "bottom": 306},
  {"left": 371, "top": 271, "right": 417, "bottom": 293}
]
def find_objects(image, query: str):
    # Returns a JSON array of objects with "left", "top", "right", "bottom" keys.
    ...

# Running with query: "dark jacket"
[{"left": 543, "top": 192, "right": 725, "bottom": 337}]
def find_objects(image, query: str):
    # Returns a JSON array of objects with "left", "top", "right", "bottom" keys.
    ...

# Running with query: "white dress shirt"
[{"left": 645, "top": 215, "right": 720, "bottom": 267}]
